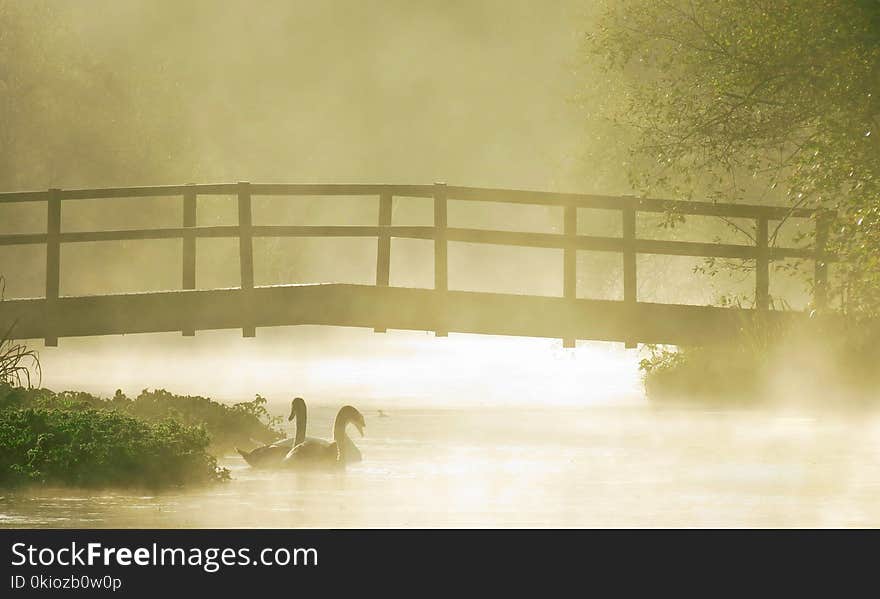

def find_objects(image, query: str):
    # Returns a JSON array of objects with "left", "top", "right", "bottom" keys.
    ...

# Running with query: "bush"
[
  {"left": 0, "top": 386, "right": 283, "bottom": 452},
  {"left": 0, "top": 408, "right": 229, "bottom": 488}
]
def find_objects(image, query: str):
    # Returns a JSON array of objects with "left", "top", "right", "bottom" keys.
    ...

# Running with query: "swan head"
[
  {"left": 288, "top": 397, "right": 306, "bottom": 421},
  {"left": 338, "top": 405, "right": 366, "bottom": 437}
]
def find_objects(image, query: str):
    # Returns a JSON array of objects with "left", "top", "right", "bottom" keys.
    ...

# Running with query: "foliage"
[
  {"left": 0, "top": 408, "right": 229, "bottom": 488},
  {"left": 584, "top": 0, "right": 880, "bottom": 315},
  {"left": 640, "top": 315, "right": 880, "bottom": 402},
  {"left": 0, "top": 277, "right": 41, "bottom": 388},
  {"left": 0, "top": 386, "right": 284, "bottom": 452}
]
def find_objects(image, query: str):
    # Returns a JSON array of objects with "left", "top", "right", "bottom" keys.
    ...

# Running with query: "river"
[{"left": 3, "top": 403, "right": 879, "bottom": 528}]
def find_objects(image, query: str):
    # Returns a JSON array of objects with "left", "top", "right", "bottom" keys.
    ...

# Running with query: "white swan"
[
  {"left": 236, "top": 397, "right": 311, "bottom": 468},
  {"left": 282, "top": 405, "right": 365, "bottom": 468}
]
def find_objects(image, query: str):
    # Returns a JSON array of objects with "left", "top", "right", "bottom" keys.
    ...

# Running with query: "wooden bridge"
[{"left": 0, "top": 182, "right": 833, "bottom": 348}]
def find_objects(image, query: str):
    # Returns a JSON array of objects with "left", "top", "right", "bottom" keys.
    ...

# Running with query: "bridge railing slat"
[
  {"left": 813, "top": 211, "right": 833, "bottom": 313},
  {"left": 622, "top": 200, "right": 637, "bottom": 349},
  {"left": 182, "top": 185, "right": 197, "bottom": 336},
  {"left": 0, "top": 181, "right": 838, "bottom": 347},
  {"left": 374, "top": 191, "right": 393, "bottom": 333},
  {"left": 563, "top": 205, "right": 577, "bottom": 348},
  {"left": 44, "top": 189, "right": 62, "bottom": 347},
  {"left": 238, "top": 182, "right": 255, "bottom": 338},
  {"left": 434, "top": 183, "right": 448, "bottom": 337},
  {"left": 756, "top": 217, "right": 770, "bottom": 311}
]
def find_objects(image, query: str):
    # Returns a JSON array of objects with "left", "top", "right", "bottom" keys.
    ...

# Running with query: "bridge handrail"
[
  {"left": 1, "top": 182, "right": 820, "bottom": 219},
  {"left": 0, "top": 182, "right": 834, "bottom": 347}
]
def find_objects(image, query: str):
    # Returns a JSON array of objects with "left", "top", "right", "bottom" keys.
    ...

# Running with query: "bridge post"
[
  {"left": 182, "top": 184, "right": 197, "bottom": 336},
  {"left": 813, "top": 210, "right": 832, "bottom": 313},
  {"left": 374, "top": 189, "right": 393, "bottom": 333},
  {"left": 562, "top": 204, "right": 577, "bottom": 348},
  {"left": 44, "top": 188, "right": 62, "bottom": 347},
  {"left": 622, "top": 199, "right": 637, "bottom": 348},
  {"left": 434, "top": 182, "right": 448, "bottom": 337},
  {"left": 756, "top": 216, "right": 770, "bottom": 311},
  {"left": 238, "top": 181, "right": 256, "bottom": 337}
]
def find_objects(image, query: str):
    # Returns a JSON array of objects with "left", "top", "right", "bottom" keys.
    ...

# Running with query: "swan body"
[
  {"left": 283, "top": 405, "right": 365, "bottom": 468},
  {"left": 236, "top": 397, "right": 324, "bottom": 468}
]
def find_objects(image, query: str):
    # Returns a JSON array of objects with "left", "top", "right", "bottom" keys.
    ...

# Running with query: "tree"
[{"left": 584, "top": 0, "right": 880, "bottom": 315}]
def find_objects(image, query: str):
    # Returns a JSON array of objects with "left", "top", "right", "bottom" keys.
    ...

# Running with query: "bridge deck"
[
  {"left": 0, "top": 182, "right": 833, "bottom": 347},
  {"left": 1, "top": 283, "right": 800, "bottom": 347}
]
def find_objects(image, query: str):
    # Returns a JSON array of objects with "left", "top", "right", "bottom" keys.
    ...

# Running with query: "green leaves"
[
  {"left": 0, "top": 407, "right": 229, "bottom": 488},
  {"left": 584, "top": 0, "right": 880, "bottom": 314}
]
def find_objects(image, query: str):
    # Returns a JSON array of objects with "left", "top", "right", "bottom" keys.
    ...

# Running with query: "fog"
[{"left": 0, "top": 0, "right": 815, "bottom": 407}]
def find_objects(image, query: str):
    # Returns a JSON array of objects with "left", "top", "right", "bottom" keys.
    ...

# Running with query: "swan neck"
[
  {"left": 294, "top": 403, "right": 307, "bottom": 446},
  {"left": 333, "top": 414, "right": 352, "bottom": 460}
]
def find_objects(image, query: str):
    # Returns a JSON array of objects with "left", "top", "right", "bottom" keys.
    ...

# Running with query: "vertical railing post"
[
  {"left": 433, "top": 182, "right": 448, "bottom": 337},
  {"left": 622, "top": 199, "right": 637, "bottom": 348},
  {"left": 182, "top": 184, "right": 197, "bottom": 336},
  {"left": 563, "top": 204, "right": 577, "bottom": 348},
  {"left": 374, "top": 189, "right": 393, "bottom": 333},
  {"left": 755, "top": 215, "right": 770, "bottom": 311},
  {"left": 813, "top": 210, "right": 831, "bottom": 313},
  {"left": 238, "top": 181, "right": 255, "bottom": 337},
  {"left": 44, "top": 188, "right": 61, "bottom": 347}
]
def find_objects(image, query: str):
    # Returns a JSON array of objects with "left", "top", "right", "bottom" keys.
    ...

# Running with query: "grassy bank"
[
  {"left": 0, "top": 385, "right": 285, "bottom": 489},
  {"left": 640, "top": 318, "right": 880, "bottom": 405},
  {"left": 0, "top": 408, "right": 228, "bottom": 488},
  {"left": 0, "top": 386, "right": 284, "bottom": 453}
]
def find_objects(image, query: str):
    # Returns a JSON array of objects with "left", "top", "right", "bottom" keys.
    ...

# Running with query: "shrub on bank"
[
  {"left": 0, "top": 408, "right": 229, "bottom": 488},
  {"left": 640, "top": 318, "right": 880, "bottom": 404},
  {"left": 0, "top": 386, "right": 283, "bottom": 452}
]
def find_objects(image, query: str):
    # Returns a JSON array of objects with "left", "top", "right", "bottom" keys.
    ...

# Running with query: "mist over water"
[
  {"left": 2, "top": 2, "right": 875, "bottom": 530},
  {"left": 4, "top": 404, "right": 880, "bottom": 528}
]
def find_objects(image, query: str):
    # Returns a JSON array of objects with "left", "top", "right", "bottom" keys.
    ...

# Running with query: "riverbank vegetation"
[
  {"left": 0, "top": 408, "right": 228, "bottom": 488},
  {"left": 0, "top": 382, "right": 284, "bottom": 489},
  {"left": 639, "top": 318, "right": 880, "bottom": 404},
  {"left": 585, "top": 1, "right": 880, "bottom": 401}
]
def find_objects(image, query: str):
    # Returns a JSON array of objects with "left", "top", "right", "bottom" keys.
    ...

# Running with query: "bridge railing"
[{"left": 0, "top": 182, "right": 833, "bottom": 347}]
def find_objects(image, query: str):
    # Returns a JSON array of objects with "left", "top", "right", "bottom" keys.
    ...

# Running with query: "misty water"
[{"left": 3, "top": 403, "right": 880, "bottom": 528}]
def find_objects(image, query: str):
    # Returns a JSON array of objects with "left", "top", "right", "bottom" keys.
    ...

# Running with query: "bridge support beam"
[
  {"left": 622, "top": 201, "right": 637, "bottom": 349},
  {"left": 563, "top": 204, "right": 576, "bottom": 348},
  {"left": 813, "top": 211, "right": 831, "bottom": 313},
  {"left": 756, "top": 216, "right": 769, "bottom": 311},
  {"left": 44, "top": 188, "right": 61, "bottom": 347},
  {"left": 238, "top": 181, "right": 256, "bottom": 337},
  {"left": 182, "top": 184, "right": 196, "bottom": 336},
  {"left": 434, "top": 182, "right": 448, "bottom": 337},
  {"left": 374, "top": 190, "right": 392, "bottom": 333}
]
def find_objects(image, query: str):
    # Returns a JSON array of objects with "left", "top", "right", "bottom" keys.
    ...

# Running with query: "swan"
[
  {"left": 282, "top": 405, "right": 365, "bottom": 468},
  {"left": 236, "top": 397, "right": 312, "bottom": 468}
]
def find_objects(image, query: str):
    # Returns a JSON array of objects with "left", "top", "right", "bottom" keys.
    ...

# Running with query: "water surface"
[{"left": 3, "top": 405, "right": 880, "bottom": 527}]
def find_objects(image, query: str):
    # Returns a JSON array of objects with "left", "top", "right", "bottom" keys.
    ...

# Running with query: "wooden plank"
[
  {"left": 182, "top": 186, "right": 196, "bottom": 336},
  {"left": 434, "top": 183, "right": 448, "bottom": 337},
  {"left": 0, "top": 190, "right": 48, "bottom": 204},
  {"left": 374, "top": 191, "right": 393, "bottom": 333},
  {"left": 622, "top": 202, "right": 637, "bottom": 348},
  {"left": 238, "top": 182, "right": 255, "bottom": 337},
  {"left": 61, "top": 184, "right": 234, "bottom": 200},
  {"left": 563, "top": 205, "right": 577, "bottom": 348},
  {"left": 0, "top": 234, "right": 48, "bottom": 246},
  {"left": 1, "top": 182, "right": 817, "bottom": 219},
  {"left": 756, "top": 216, "right": 770, "bottom": 310},
  {"left": 813, "top": 210, "right": 832, "bottom": 312},
  {"left": 0, "top": 283, "right": 821, "bottom": 348},
  {"left": 59, "top": 225, "right": 239, "bottom": 243},
  {"left": 252, "top": 225, "right": 381, "bottom": 238},
  {"left": 44, "top": 189, "right": 61, "bottom": 346},
  {"left": 250, "top": 183, "right": 434, "bottom": 197},
  {"left": 446, "top": 186, "right": 816, "bottom": 220}
]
